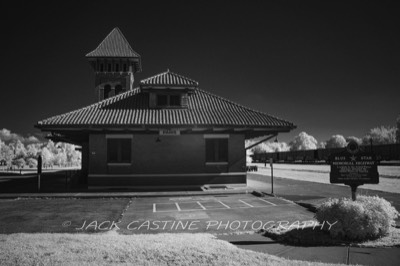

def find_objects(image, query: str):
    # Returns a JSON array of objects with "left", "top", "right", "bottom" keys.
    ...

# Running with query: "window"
[
  {"left": 123, "top": 64, "right": 127, "bottom": 72},
  {"left": 170, "top": 95, "right": 181, "bottom": 106},
  {"left": 115, "top": 64, "right": 119, "bottom": 72},
  {"left": 108, "top": 63, "right": 112, "bottom": 72},
  {"left": 156, "top": 94, "right": 181, "bottom": 107},
  {"left": 100, "top": 64, "right": 104, "bottom": 72},
  {"left": 157, "top": 95, "right": 168, "bottom": 106},
  {"left": 104, "top": 84, "right": 112, "bottom": 99},
  {"left": 107, "top": 138, "right": 131, "bottom": 163},
  {"left": 115, "top": 85, "right": 122, "bottom": 95},
  {"left": 205, "top": 139, "right": 228, "bottom": 163}
]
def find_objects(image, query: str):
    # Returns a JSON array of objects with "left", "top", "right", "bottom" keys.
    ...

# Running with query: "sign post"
[
  {"left": 330, "top": 141, "right": 379, "bottom": 201},
  {"left": 37, "top": 155, "right": 42, "bottom": 192},
  {"left": 270, "top": 158, "right": 274, "bottom": 194}
]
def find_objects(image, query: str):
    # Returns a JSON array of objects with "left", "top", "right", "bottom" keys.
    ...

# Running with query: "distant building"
[{"left": 36, "top": 28, "right": 296, "bottom": 189}]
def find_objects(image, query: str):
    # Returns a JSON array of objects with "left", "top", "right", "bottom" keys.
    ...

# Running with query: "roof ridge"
[
  {"left": 140, "top": 70, "right": 199, "bottom": 85},
  {"left": 195, "top": 88, "right": 295, "bottom": 127}
]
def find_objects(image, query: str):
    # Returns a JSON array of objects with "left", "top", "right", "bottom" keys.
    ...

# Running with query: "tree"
[
  {"left": 0, "top": 141, "right": 13, "bottom": 166},
  {"left": 289, "top": 132, "right": 318, "bottom": 151},
  {"left": 325, "top": 135, "right": 347, "bottom": 149},
  {"left": 250, "top": 141, "right": 290, "bottom": 154},
  {"left": 12, "top": 157, "right": 26, "bottom": 169},
  {"left": 317, "top": 142, "right": 326, "bottom": 149},
  {"left": 396, "top": 115, "right": 400, "bottom": 143},
  {"left": 346, "top": 136, "right": 362, "bottom": 145},
  {"left": 53, "top": 152, "right": 67, "bottom": 167},
  {"left": 362, "top": 126, "right": 397, "bottom": 145},
  {"left": 41, "top": 147, "right": 53, "bottom": 167},
  {"left": 26, "top": 158, "right": 38, "bottom": 168},
  {"left": 26, "top": 143, "right": 40, "bottom": 158}
]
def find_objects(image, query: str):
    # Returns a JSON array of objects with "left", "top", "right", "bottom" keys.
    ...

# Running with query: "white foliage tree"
[
  {"left": 41, "top": 147, "right": 53, "bottom": 167},
  {"left": 317, "top": 141, "right": 326, "bottom": 149},
  {"left": 289, "top": 132, "right": 318, "bottom": 151},
  {"left": 396, "top": 115, "right": 400, "bottom": 143},
  {"left": 362, "top": 126, "right": 397, "bottom": 145},
  {"left": 325, "top": 135, "right": 347, "bottom": 149},
  {"left": 346, "top": 136, "right": 362, "bottom": 145}
]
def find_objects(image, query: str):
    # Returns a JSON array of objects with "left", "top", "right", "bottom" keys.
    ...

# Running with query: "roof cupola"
[{"left": 86, "top": 27, "right": 141, "bottom": 101}]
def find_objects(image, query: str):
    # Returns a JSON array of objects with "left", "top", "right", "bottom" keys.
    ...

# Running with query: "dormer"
[{"left": 140, "top": 70, "right": 198, "bottom": 108}]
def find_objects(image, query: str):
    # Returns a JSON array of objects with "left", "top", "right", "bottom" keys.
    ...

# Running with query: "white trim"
[
  {"left": 203, "top": 134, "right": 229, "bottom": 139},
  {"left": 106, "top": 134, "right": 133, "bottom": 139},
  {"left": 205, "top": 162, "right": 228, "bottom": 166},
  {"left": 88, "top": 172, "right": 246, "bottom": 178},
  {"left": 175, "top": 202, "right": 181, "bottom": 211}
]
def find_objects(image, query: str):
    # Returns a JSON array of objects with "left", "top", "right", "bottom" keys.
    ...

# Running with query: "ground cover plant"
[
  {"left": 260, "top": 195, "right": 400, "bottom": 247},
  {"left": 315, "top": 196, "right": 399, "bottom": 241}
]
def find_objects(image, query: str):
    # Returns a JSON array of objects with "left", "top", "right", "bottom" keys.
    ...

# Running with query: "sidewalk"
[{"left": 217, "top": 233, "right": 400, "bottom": 266}]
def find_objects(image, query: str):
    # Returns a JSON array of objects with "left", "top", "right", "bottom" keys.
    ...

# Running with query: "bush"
[{"left": 315, "top": 196, "right": 399, "bottom": 241}]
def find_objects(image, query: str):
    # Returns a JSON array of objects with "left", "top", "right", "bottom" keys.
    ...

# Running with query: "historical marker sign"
[
  {"left": 330, "top": 141, "right": 379, "bottom": 200},
  {"left": 330, "top": 141, "right": 379, "bottom": 185}
]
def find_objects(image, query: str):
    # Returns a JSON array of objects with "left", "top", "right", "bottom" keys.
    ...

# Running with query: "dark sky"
[{"left": 1, "top": 0, "right": 399, "bottom": 143}]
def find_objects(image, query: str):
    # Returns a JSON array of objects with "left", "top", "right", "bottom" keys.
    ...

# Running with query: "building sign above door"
[{"left": 159, "top": 129, "right": 180, "bottom": 136}]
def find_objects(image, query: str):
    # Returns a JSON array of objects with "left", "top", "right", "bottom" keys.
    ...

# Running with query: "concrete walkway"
[{"left": 217, "top": 233, "right": 400, "bottom": 266}]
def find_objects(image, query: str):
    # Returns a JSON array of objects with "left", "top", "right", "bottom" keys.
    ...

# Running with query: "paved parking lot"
[
  {"left": 152, "top": 196, "right": 287, "bottom": 213},
  {"left": 119, "top": 194, "right": 315, "bottom": 234}
]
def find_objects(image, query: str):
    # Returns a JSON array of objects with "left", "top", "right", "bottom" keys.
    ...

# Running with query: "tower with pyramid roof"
[{"left": 86, "top": 28, "right": 142, "bottom": 101}]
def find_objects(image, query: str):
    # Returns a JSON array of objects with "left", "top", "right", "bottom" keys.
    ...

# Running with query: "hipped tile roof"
[
  {"left": 86, "top": 28, "right": 140, "bottom": 58},
  {"left": 37, "top": 87, "right": 295, "bottom": 129},
  {"left": 140, "top": 70, "right": 198, "bottom": 87}
]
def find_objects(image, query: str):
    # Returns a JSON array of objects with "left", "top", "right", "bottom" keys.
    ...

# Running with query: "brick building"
[{"left": 36, "top": 28, "right": 296, "bottom": 189}]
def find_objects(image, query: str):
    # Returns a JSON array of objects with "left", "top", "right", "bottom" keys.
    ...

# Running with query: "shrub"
[{"left": 315, "top": 196, "right": 399, "bottom": 241}]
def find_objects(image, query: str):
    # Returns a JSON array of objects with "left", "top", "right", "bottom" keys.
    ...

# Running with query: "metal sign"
[
  {"left": 159, "top": 129, "right": 180, "bottom": 136},
  {"left": 330, "top": 141, "right": 379, "bottom": 185}
]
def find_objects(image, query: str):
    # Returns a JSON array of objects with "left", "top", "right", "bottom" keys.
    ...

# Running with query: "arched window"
[
  {"left": 104, "top": 84, "right": 112, "bottom": 99},
  {"left": 115, "top": 85, "right": 122, "bottom": 95}
]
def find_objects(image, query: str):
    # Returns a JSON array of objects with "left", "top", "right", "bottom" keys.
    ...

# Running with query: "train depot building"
[{"left": 36, "top": 28, "right": 296, "bottom": 189}]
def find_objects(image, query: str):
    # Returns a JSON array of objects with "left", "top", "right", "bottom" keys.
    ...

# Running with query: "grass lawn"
[
  {"left": 0, "top": 232, "right": 347, "bottom": 266},
  {"left": 0, "top": 198, "right": 129, "bottom": 233},
  {"left": 257, "top": 163, "right": 400, "bottom": 178}
]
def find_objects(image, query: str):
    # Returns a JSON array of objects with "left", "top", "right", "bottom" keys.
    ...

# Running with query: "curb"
[
  {"left": 294, "top": 202, "right": 318, "bottom": 212},
  {"left": 0, "top": 189, "right": 251, "bottom": 199}
]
